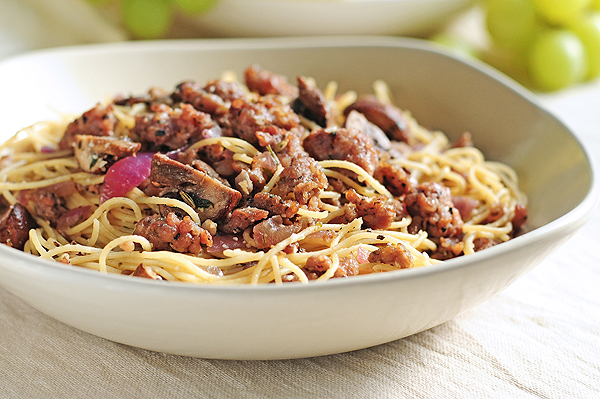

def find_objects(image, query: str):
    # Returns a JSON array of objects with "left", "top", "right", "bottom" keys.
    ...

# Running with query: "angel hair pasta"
[{"left": 0, "top": 64, "right": 527, "bottom": 285}]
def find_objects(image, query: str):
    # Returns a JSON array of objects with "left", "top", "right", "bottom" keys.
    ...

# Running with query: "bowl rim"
[{"left": 0, "top": 36, "right": 597, "bottom": 296}]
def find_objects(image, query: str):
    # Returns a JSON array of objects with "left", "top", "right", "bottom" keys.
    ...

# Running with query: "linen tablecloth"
[{"left": 1, "top": 2, "right": 599, "bottom": 397}]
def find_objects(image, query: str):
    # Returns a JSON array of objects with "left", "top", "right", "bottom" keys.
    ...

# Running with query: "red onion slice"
[
  {"left": 207, "top": 235, "right": 248, "bottom": 254},
  {"left": 452, "top": 196, "right": 479, "bottom": 221},
  {"left": 100, "top": 152, "right": 154, "bottom": 204},
  {"left": 356, "top": 245, "right": 370, "bottom": 264},
  {"left": 56, "top": 205, "right": 93, "bottom": 232}
]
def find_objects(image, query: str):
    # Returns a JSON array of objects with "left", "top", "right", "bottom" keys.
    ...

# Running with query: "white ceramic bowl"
[
  {"left": 185, "top": 0, "right": 474, "bottom": 37},
  {"left": 0, "top": 37, "right": 596, "bottom": 360}
]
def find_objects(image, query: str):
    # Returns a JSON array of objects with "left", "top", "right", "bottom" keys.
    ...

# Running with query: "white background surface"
[{"left": 0, "top": 2, "right": 599, "bottom": 397}]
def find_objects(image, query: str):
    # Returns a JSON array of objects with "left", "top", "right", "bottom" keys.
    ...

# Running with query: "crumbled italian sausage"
[
  {"left": 59, "top": 104, "right": 117, "bottom": 150},
  {"left": 303, "top": 127, "right": 379, "bottom": 175}
]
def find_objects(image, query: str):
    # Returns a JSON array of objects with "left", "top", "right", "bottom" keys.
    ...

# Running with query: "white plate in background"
[{"left": 188, "top": 0, "right": 475, "bottom": 37}]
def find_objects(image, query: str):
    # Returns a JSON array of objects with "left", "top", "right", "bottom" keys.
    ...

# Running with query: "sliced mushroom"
[
  {"left": 345, "top": 110, "right": 391, "bottom": 150},
  {"left": 344, "top": 96, "right": 412, "bottom": 144},
  {"left": 150, "top": 153, "right": 241, "bottom": 221},
  {"left": 74, "top": 134, "right": 141, "bottom": 173},
  {"left": 0, "top": 203, "right": 38, "bottom": 250},
  {"left": 291, "top": 75, "right": 330, "bottom": 127}
]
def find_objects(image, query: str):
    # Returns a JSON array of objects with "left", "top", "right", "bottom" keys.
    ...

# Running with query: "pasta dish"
[{"left": 0, "top": 65, "right": 527, "bottom": 284}]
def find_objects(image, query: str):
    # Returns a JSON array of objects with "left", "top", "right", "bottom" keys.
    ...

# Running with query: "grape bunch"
[
  {"left": 88, "top": 0, "right": 219, "bottom": 40},
  {"left": 483, "top": 0, "right": 600, "bottom": 91}
]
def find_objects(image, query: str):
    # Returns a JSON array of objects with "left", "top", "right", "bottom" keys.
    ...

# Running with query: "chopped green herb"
[
  {"left": 194, "top": 197, "right": 215, "bottom": 209},
  {"left": 90, "top": 154, "right": 99, "bottom": 168},
  {"left": 179, "top": 191, "right": 214, "bottom": 209}
]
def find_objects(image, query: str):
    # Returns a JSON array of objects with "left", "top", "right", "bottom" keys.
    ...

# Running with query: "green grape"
[
  {"left": 172, "top": 0, "right": 219, "bottom": 15},
  {"left": 532, "top": 0, "right": 591, "bottom": 25},
  {"left": 571, "top": 12, "right": 600, "bottom": 79},
  {"left": 485, "top": 0, "right": 539, "bottom": 50},
  {"left": 122, "top": 0, "right": 173, "bottom": 39},
  {"left": 528, "top": 29, "right": 586, "bottom": 90}
]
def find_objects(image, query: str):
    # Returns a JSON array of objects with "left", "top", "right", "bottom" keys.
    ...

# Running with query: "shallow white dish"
[
  {"left": 0, "top": 37, "right": 596, "bottom": 360},
  {"left": 187, "top": 0, "right": 474, "bottom": 37}
]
